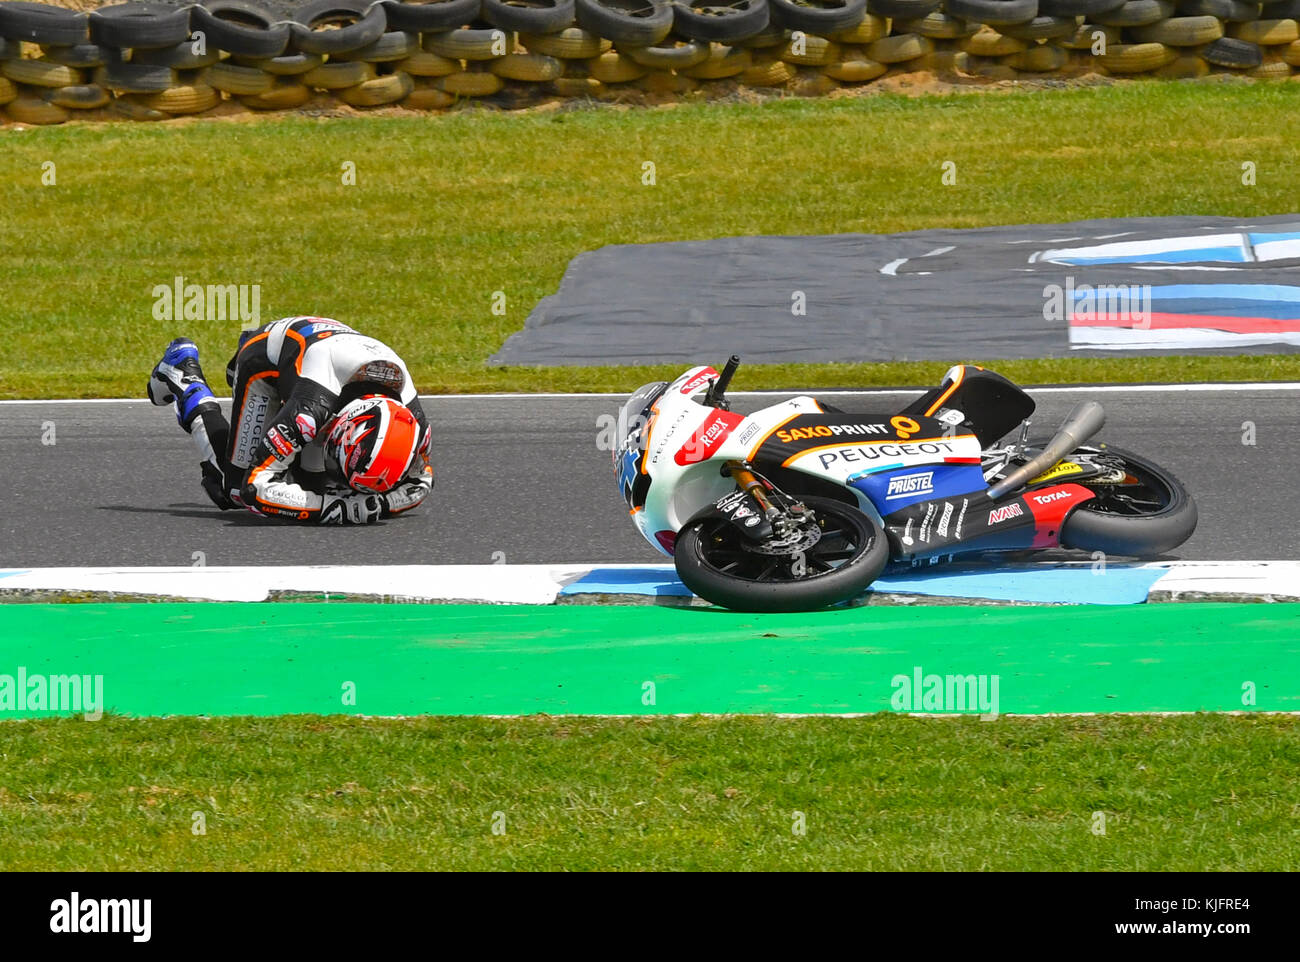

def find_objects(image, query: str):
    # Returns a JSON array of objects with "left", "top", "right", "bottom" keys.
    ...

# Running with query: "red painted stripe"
[
  {"left": 944, "top": 456, "right": 982, "bottom": 464},
  {"left": 1071, "top": 312, "right": 1300, "bottom": 334},
  {"left": 674, "top": 410, "right": 746, "bottom": 466}
]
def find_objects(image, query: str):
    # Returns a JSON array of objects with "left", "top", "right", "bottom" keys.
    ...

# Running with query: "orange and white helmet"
[{"left": 327, "top": 395, "right": 420, "bottom": 494}]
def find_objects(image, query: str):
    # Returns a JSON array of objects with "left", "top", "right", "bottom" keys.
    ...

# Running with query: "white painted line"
[
  {"left": 1, "top": 562, "right": 1295, "bottom": 606},
  {"left": 1129, "top": 265, "right": 1244, "bottom": 272},
  {"left": 735, "top": 383, "right": 1300, "bottom": 398},
  {"left": 1147, "top": 560, "right": 1300, "bottom": 599},
  {"left": 0, "top": 565, "right": 596, "bottom": 605},
  {"left": 3, "top": 383, "right": 1300, "bottom": 405}
]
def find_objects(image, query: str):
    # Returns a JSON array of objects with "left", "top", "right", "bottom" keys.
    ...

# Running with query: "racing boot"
[{"left": 147, "top": 337, "right": 218, "bottom": 431}]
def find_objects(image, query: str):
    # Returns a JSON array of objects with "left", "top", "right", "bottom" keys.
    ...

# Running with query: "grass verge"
[
  {"left": 2, "top": 713, "right": 1297, "bottom": 870},
  {"left": 1, "top": 82, "right": 1298, "bottom": 398}
]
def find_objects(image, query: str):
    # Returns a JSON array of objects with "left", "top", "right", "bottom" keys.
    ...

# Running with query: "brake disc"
[{"left": 747, "top": 517, "right": 823, "bottom": 556}]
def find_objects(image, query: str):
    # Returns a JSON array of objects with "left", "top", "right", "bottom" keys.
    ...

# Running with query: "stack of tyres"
[
  {"left": 0, "top": 0, "right": 1296, "bottom": 124},
  {"left": 0, "top": 2, "right": 98, "bottom": 123}
]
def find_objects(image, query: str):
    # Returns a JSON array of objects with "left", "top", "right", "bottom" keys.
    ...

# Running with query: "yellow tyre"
[
  {"left": 1232, "top": 19, "right": 1299, "bottom": 46},
  {"left": 424, "top": 28, "right": 513, "bottom": 61},
  {"left": 1098, "top": 41, "right": 1176, "bottom": 72},
  {"left": 143, "top": 82, "right": 220, "bottom": 114},
  {"left": 740, "top": 56, "right": 793, "bottom": 85},
  {"left": 2, "top": 58, "right": 83, "bottom": 88},
  {"left": 828, "top": 14, "right": 887, "bottom": 44},
  {"left": 338, "top": 71, "right": 413, "bottom": 106},
  {"left": 822, "top": 51, "right": 886, "bottom": 81},
  {"left": 5, "top": 92, "right": 69, "bottom": 124},
  {"left": 680, "top": 44, "right": 751, "bottom": 79},
  {"left": 738, "top": 24, "right": 787, "bottom": 48},
  {"left": 439, "top": 68, "right": 505, "bottom": 96},
  {"left": 894, "top": 13, "right": 974, "bottom": 40},
  {"left": 791, "top": 68, "right": 837, "bottom": 96},
  {"left": 204, "top": 61, "right": 273, "bottom": 95},
  {"left": 1248, "top": 59, "right": 1294, "bottom": 77},
  {"left": 917, "top": 49, "right": 972, "bottom": 73},
  {"left": 240, "top": 78, "right": 312, "bottom": 109},
  {"left": 303, "top": 60, "right": 376, "bottom": 90},
  {"left": 867, "top": 33, "right": 934, "bottom": 64},
  {"left": 404, "top": 77, "right": 455, "bottom": 108},
  {"left": 490, "top": 52, "right": 563, "bottom": 81},
  {"left": 963, "top": 27, "right": 1027, "bottom": 56},
  {"left": 1153, "top": 54, "right": 1210, "bottom": 77},
  {"left": 1132, "top": 16, "right": 1223, "bottom": 46},
  {"left": 1003, "top": 44, "right": 1068, "bottom": 71},
  {"left": 778, "top": 35, "right": 841, "bottom": 66},
  {"left": 586, "top": 50, "right": 647, "bottom": 83},
  {"left": 552, "top": 72, "right": 604, "bottom": 95},
  {"left": 519, "top": 28, "right": 609, "bottom": 59},
  {"left": 398, "top": 50, "right": 460, "bottom": 77}
]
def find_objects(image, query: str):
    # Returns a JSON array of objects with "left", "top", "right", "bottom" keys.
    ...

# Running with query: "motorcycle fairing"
[
  {"left": 751, "top": 413, "right": 931, "bottom": 462},
  {"left": 883, "top": 482, "right": 1096, "bottom": 561},
  {"left": 684, "top": 487, "right": 775, "bottom": 543},
  {"left": 625, "top": 365, "right": 785, "bottom": 554},
  {"left": 756, "top": 415, "right": 988, "bottom": 518},
  {"left": 902, "top": 365, "right": 1037, "bottom": 448},
  {"left": 848, "top": 461, "right": 987, "bottom": 516},
  {"left": 614, "top": 379, "right": 670, "bottom": 512}
]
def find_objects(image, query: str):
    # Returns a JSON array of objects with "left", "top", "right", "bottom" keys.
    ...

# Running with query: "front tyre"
[
  {"left": 1057, "top": 443, "right": 1198, "bottom": 556},
  {"left": 673, "top": 495, "right": 889, "bottom": 612}
]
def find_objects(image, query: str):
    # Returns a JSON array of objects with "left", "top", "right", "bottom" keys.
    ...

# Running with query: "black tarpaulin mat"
[{"left": 490, "top": 215, "right": 1300, "bottom": 366}]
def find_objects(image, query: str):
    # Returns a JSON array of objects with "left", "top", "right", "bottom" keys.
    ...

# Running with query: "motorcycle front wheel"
[{"left": 673, "top": 495, "right": 889, "bottom": 613}]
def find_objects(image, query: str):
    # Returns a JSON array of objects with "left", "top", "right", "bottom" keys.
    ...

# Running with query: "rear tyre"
[
  {"left": 674, "top": 494, "right": 889, "bottom": 612},
  {"left": 1050, "top": 443, "right": 1198, "bottom": 556}
]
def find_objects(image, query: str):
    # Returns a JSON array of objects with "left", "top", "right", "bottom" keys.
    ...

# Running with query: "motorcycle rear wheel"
[
  {"left": 1048, "top": 442, "right": 1198, "bottom": 556},
  {"left": 673, "top": 495, "right": 889, "bottom": 612}
]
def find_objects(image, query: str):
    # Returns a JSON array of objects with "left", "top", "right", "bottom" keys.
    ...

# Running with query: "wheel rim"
[
  {"left": 1075, "top": 452, "right": 1176, "bottom": 518},
  {"left": 690, "top": 504, "right": 875, "bottom": 583}
]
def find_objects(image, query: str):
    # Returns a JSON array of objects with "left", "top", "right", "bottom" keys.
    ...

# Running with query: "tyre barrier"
[{"left": 0, "top": 0, "right": 1296, "bottom": 123}]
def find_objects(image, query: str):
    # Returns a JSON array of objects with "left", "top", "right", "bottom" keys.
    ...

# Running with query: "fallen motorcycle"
[{"left": 613, "top": 357, "right": 1197, "bottom": 612}]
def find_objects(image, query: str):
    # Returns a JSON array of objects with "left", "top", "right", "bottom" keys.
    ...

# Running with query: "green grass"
[
  {"left": 2, "top": 713, "right": 1297, "bottom": 870},
  {"left": 2, "top": 81, "right": 1299, "bottom": 398}
]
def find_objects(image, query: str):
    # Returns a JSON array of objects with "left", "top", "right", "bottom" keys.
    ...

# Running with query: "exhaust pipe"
[{"left": 986, "top": 401, "right": 1106, "bottom": 500}]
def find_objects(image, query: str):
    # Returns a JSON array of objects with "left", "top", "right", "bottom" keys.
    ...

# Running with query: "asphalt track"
[{"left": 1, "top": 385, "right": 1297, "bottom": 568}]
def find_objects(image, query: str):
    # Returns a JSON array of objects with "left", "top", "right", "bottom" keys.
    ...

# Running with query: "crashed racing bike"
[{"left": 613, "top": 357, "right": 1197, "bottom": 612}]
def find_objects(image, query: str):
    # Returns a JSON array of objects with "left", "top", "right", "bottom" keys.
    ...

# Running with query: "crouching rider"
[{"left": 147, "top": 315, "right": 433, "bottom": 524}]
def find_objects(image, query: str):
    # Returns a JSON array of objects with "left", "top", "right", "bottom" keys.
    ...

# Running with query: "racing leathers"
[{"left": 179, "top": 316, "right": 433, "bottom": 524}]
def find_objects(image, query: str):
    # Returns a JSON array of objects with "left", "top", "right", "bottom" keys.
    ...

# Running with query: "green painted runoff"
[{"left": 0, "top": 602, "right": 1295, "bottom": 718}]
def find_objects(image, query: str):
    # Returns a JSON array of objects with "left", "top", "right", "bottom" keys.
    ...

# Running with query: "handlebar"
[{"left": 704, "top": 355, "right": 741, "bottom": 408}]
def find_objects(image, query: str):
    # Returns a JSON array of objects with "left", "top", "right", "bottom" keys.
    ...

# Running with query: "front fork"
[
  {"left": 725, "top": 461, "right": 779, "bottom": 520},
  {"left": 721, "top": 461, "right": 813, "bottom": 575}
]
